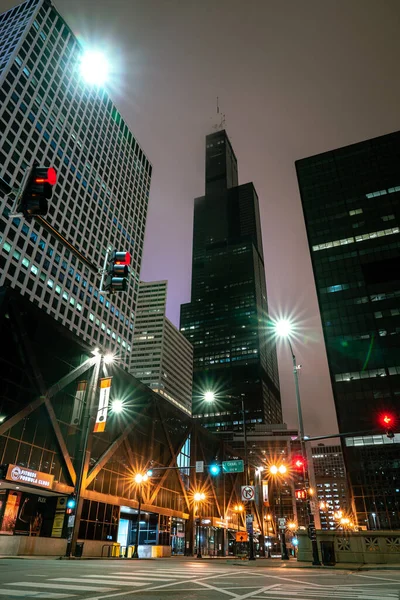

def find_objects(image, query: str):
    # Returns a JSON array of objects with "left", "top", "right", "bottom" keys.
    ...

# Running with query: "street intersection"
[{"left": 0, "top": 558, "right": 399, "bottom": 600}]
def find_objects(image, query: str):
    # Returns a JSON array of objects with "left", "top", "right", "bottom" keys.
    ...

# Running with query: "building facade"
[
  {"left": 0, "top": 0, "right": 151, "bottom": 370},
  {"left": 131, "top": 280, "right": 193, "bottom": 415},
  {"left": 312, "top": 444, "right": 350, "bottom": 530},
  {"left": 180, "top": 129, "right": 281, "bottom": 429},
  {"left": 296, "top": 131, "right": 400, "bottom": 529},
  {"left": 0, "top": 288, "right": 244, "bottom": 557}
]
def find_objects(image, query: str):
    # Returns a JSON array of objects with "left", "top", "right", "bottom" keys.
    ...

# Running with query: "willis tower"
[{"left": 180, "top": 128, "right": 281, "bottom": 430}]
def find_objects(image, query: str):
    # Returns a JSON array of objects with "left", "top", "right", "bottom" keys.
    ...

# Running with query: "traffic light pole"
[
  {"left": 288, "top": 339, "right": 321, "bottom": 566},
  {"left": 67, "top": 354, "right": 102, "bottom": 557}
]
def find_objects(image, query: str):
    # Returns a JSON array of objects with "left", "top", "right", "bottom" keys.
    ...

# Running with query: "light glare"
[
  {"left": 204, "top": 391, "right": 215, "bottom": 402},
  {"left": 275, "top": 319, "right": 292, "bottom": 338},
  {"left": 269, "top": 465, "right": 278, "bottom": 475},
  {"left": 104, "top": 353, "right": 114, "bottom": 365},
  {"left": 278, "top": 464, "right": 287, "bottom": 474},
  {"left": 79, "top": 50, "right": 110, "bottom": 85},
  {"left": 112, "top": 399, "right": 124, "bottom": 413}
]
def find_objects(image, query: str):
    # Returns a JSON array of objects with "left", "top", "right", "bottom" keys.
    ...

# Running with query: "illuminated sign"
[{"left": 6, "top": 464, "right": 54, "bottom": 490}]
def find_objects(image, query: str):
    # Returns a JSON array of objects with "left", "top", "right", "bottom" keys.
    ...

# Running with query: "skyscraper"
[
  {"left": 0, "top": 0, "right": 152, "bottom": 370},
  {"left": 296, "top": 131, "right": 400, "bottom": 529},
  {"left": 312, "top": 444, "right": 350, "bottom": 531},
  {"left": 131, "top": 280, "right": 193, "bottom": 415},
  {"left": 180, "top": 129, "right": 281, "bottom": 429}
]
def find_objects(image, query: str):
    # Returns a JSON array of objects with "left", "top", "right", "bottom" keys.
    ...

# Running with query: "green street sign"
[{"left": 222, "top": 460, "right": 244, "bottom": 474}]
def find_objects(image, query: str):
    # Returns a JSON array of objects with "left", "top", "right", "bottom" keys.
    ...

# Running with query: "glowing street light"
[
  {"left": 79, "top": 50, "right": 110, "bottom": 86},
  {"left": 204, "top": 391, "right": 215, "bottom": 402},
  {"left": 104, "top": 353, "right": 114, "bottom": 365},
  {"left": 194, "top": 492, "right": 206, "bottom": 559},
  {"left": 273, "top": 317, "right": 320, "bottom": 566},
  {"left": 132, "top": 472, "right": 150, "bottom": 559},
  {"left": 111, "top": 399, "right": 124, "bottom": 413},
  {"left": 275, "top": 319, "right": 293, "bottom": 338}
]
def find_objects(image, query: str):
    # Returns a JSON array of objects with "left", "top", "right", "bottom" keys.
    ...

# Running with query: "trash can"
[
  {"left": 74, "top": 542, "right": 84, "bottom": 558},
  {"left": 320, "top": 541, "right": 335, "bottom": 566}
]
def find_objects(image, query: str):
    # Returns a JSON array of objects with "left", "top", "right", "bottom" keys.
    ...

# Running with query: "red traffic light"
[
  {"left": 34, "top": 167, "right": 57, "bottom": 186},
  {"left": 383, "top": 415, "right": 392, "bottom": 425},
  {"left": 292, "top": 456, "right": 305, "bottom": 471},
  {"left": 114, "top": 251, "right": 131, "bottom": 266}
]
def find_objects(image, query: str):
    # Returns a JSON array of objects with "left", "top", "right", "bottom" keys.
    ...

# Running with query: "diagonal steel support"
[{"left": 85, "top": 405, "right": 152, "bottom": 488}]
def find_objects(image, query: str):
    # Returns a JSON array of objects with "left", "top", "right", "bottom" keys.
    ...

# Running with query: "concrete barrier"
[
  {"left": 0, "top": 535, "right": 67, "bottom": 556},
  {"left": 298, "top": 530, "right": 400, "bottom": 565}
]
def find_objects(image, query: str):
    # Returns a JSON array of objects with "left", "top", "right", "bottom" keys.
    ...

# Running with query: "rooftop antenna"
[{"left": 211, "top": 96, "right": 226, "bottom": 131}]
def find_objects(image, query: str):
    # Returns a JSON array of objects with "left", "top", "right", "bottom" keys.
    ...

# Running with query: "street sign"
[
  {"left": 222, "top": 460, "right": 244, "bottom": 474},
  {"left": 278, "top": 517, "right": 286, "bottom": 530},
  {"left": 246, "top": 513, "right": 254, "bottom": 534},
  {"left": 195, "top": 461, "right": 204, "bottom": 473},
  {"left": 236, "top": 531, "right": 249, "bottom": 543},
  {"left": 309, "top": 499, "right": 317, "bottom": 513},
  {"left": 308, "top": 524, "right": 317, "bottom": 541},
  {"left": 241, "top": 485, "right": 255, "bottom": 501}
]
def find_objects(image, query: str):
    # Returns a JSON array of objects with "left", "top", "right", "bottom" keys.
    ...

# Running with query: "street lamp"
[
  {"left": 132, "top": 472, "right": 150, "bottom": 559},
  {"left": 111, "top": 399, "right": 124, "bottom": 413},
  {"left": 194, "top": 492, "right": 206, "bottom": 559},
  {"left": 264, "top": 514, "right": 272, "bottom": 558},
  {"left": 274, "top": 319, "right": 321, "bottom": 566},
  {"left": 79, "top": 50, "right": 110, "bottom": 86},
  {"left": 269, "top": 464, "right": 289, "bottom": 560}
]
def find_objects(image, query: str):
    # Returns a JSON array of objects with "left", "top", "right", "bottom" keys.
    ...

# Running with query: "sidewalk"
[{"left": 1, "top": 554, "right": 399, "bottom": 570}]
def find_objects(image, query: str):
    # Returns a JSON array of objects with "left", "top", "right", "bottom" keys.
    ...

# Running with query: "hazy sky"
[{"left": 2, "top": 0, "right": 400, "bottom": 436}]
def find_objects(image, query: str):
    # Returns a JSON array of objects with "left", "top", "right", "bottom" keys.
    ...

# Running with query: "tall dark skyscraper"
[
  {"left": 296, "top": 131, "right": 400, "bottom": 529},
  {"left": 180, "top": 129, "right": 281, "bottom": 429}
]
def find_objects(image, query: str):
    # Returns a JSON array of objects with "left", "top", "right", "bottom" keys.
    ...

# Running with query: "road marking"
[
  {"left": 8, "top": 582, "right": 117, "bottom": 592},
  {"left": 89, "top": 574, "right": 176, "bottom": 582},
  {"left": 110, "top": 571, "right": 185, "bottom": 579},
  {"left": 54, "top": 578, "right": 146, "bottom": 587},
  {"left": 0, "top": 591, "right": 75, "bottom": 598},
  {"left": 353, "top": 574, "right": 400, "bottom": 584},
  {"left": 84, "top": 568, "right": 245, "bottom": 600},
  {"left": 195, "top": 580, "right": 238, "bottom": 597}
]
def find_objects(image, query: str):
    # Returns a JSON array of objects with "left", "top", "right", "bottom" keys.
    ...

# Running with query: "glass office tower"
[
  {"left": 296, "top": 131, "right": 400, "bottom": 529},
  {"left": 180, "top": 129, "right": 281, "bottom": 430},
  {"left": 0, "top": 0, "right": 152, "bottom": 370}
]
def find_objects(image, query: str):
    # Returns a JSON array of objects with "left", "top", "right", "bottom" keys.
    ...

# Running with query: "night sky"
[{"left": 2, "top": 0, "right": 400, "bottom": 436}]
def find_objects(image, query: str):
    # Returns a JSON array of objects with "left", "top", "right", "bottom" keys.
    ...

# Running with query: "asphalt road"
[{"left": 0, "top": 558, "right": 399, "bottom": 600}]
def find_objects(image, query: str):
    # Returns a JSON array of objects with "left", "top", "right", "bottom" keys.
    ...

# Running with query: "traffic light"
[
  {"left": 66, "top": 495, "right": 76, "bottom": 515},
  {"left": 295, "top": 489, "right": 307, "bottom": 500},
  {"left": 103, "top": 251, "right": 131, "bottom": 293},
  {"left": 17, "top": 163, "right": 57, "bottom": 218},
  {"left": 292, "top": 455, "right": 306, "bottom": 472},
  {"left": 209, "top": 463, "right": 221, "bottom": 476},
  {"left": 380, "top": 413, "right": 395, "bottom": 439}
]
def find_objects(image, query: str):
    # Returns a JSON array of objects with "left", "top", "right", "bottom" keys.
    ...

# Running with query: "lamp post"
[
  {"left": 265, "top": 514, "right": 272, "bottom": 558},
  {"left": 269, "top": 464, "right": 289, "bottom": 560},
  {"left": 234, "top": 504, "right": 244, "bottom": 556},
  {"left": 275, "top": 320, "right": 321, "bottom": 566},
  {"left": 204, "top": 391, "right": 255, "bottom": 560},
  {"left": 132, "top": 473, "right": 150, "bottom": 559},
  {"left": 194, "top": 492, "right": 206, "bottom": 559}
]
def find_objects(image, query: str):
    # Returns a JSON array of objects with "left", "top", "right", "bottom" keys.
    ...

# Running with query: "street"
[{"left": 0, "top": 558, "right": 399, "bottom": 600}]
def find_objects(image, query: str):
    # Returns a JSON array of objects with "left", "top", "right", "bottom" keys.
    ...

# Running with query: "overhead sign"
[
  {"left": 195, "top": 461, "right": 204, "bottom": 473},
  {"left": 222, "top": 460, "right": 244, "bottom": 474},
  {"left": 236, "top": 531, "right": 249, "bottom": 543},
  {"left": 241, "top": 485, "right": 255, "bottom": 501},
  {"left": 6, "top": 464, "right": 54, "bottom": 490}
]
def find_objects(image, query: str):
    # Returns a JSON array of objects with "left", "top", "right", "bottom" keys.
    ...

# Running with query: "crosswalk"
[
  {"left": 262, "top": 584, "right": 400, "bottom": 600},
  {"left": 1, "top": 565, "right": 225, "bottom": 598}
]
